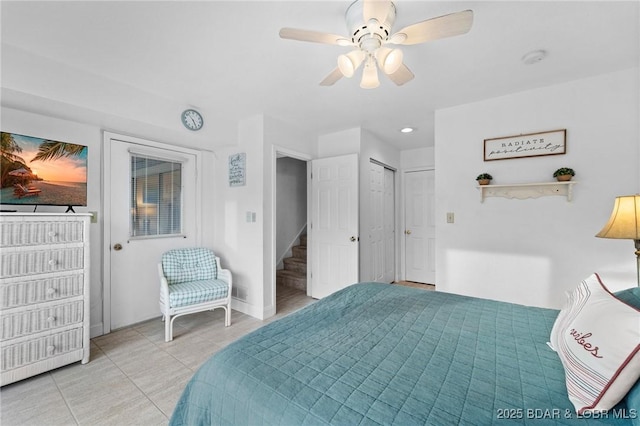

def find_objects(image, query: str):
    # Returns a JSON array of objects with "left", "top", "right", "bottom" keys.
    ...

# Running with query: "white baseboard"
[{"left": 90, "top": 322, "right": 104, "bottom": 338}]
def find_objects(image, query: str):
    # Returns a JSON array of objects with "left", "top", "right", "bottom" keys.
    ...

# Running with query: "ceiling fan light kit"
[
  {"left": 338, "top": 50, "right": 366, "bottom": 78},
  {"left": 376, "top": 46, "right": 403, "bottom": 74},
  {"left": 279, "top": 0, "right": 473, "bottom": 88},
  {"left": 361, "top": 60, "right": 381, "bottom": 89}
]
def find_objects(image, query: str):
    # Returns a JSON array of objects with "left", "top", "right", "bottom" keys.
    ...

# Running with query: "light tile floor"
[{"left": 1, "top": 285, "right": 314, "bottom": 426}]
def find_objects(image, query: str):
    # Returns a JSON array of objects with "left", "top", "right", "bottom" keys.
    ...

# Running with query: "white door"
[
  {"left": 108, "top": 139, "right": 198, "bottom": 330},
  {"left": 367, "top": 162, "right": 395, "bottom": 282},
  {"left": 382, "top": 167, "right": 395, "bottom": 282},
  {"left": 404, "top": 169, "right": 435, "bottom": 284},
  {"left": 310, "top": 154, "right": 359, "bottom": 299},
  {"left": 368, "top": 161, "right": 384, "bottom": 281}
]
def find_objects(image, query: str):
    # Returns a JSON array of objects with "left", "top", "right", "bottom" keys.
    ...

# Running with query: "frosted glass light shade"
[
  {"left": 360, "top": 62, "right": 380, "bottom": 89},
  {"left": 596, "top": 195, "right": 640, "bottom": 239},
  {"left": 338, "top": 50, "right": 365, "bottom": 78},
  {"left": 375, "top": 47, "right": 403, "bottom": 74}
]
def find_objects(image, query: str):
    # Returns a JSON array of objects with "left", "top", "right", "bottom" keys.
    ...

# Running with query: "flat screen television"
[{"left": 1, "top": 131, "right": 88, "bottom": 211}]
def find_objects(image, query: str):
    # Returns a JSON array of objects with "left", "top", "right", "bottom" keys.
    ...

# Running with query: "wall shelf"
[{"left": 477, "top": 181, "right": 576, "bottom": 202}]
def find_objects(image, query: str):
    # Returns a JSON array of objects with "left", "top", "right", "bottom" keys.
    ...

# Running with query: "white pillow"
[{"left": 551, "top": 273, "right": 640, "bottom": 414}]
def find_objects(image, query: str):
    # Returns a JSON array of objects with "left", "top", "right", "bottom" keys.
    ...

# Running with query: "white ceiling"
[{"left": 2, "top": 1, "right": 638, "bottom": 150}]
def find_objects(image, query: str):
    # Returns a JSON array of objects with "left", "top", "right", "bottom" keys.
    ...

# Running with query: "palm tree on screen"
[
  {"left": 1, "top": 132, "right": 27, "bottom": 188},
  {"left": 32, "top": 141, "right": 86, "bottom": 162}
]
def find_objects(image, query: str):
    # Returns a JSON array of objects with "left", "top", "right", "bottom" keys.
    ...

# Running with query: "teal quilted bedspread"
[{"left": 171, "top": 283, "right": 633, "bottom": 425}]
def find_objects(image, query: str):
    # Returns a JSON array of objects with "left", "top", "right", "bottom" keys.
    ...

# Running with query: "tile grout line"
[
  {"left": 92, "top": 328, "right": 173, "bottom": 422},
  {"left": 50, "top": 362, "right": 85, "bottom": 425}
]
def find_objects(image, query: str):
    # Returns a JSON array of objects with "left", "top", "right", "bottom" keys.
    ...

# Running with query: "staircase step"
[
  {"left": 300, "top": 234, "right": 307, "bottom": 247},
  {"left": 292, "top": 245, "right": 307, "bottom": 259},
  {"left": 276, "top": 269, "right": 306, "bottom": 291},
  {"left": 283, "top": 256, "right": 306, "bottom": 274}
]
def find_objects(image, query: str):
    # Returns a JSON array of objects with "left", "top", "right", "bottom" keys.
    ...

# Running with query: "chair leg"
[
  {"left": 165, "top": 315, "right": 173, "bottom": 342},
  {"left": 225, "top": 304, "right": 231, "bottom": 326}
]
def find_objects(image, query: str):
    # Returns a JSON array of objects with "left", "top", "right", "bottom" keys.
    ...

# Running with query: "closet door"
[{"left": 367, "top": 161, "right": 396, "bottom": 283}]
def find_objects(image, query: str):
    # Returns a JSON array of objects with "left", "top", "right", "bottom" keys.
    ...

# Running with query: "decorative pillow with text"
[{"left": 552, "top": 273, "right": 640, "bottom": 414}]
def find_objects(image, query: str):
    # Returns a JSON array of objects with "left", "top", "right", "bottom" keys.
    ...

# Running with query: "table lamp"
[{"left": 596, "top": 194, "right": 640, "bottom": 287}]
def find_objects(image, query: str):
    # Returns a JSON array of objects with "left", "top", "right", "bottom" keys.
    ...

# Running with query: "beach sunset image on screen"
[{"left": 1, "top": 132, "right": 88, "bottom": 206}]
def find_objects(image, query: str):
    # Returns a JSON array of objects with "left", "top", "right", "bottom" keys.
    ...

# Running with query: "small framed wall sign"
[
  {"left": 228, "top": 153, "right": 246, "bottom": 187},
  {"left": 484, "top": 129, "right": 566, "bottom": 161}
]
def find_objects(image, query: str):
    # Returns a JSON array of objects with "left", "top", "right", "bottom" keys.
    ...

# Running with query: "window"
[{"left": 130, "top": 155, "right": 182, "bottom": 238}]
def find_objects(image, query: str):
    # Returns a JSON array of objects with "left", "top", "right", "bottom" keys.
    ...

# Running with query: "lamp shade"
[
  {"left": 337, "top": 50, "right": 365, "bottom": 78},
  {"left": 375, "top": 47, "right": 404, "bottom": 75},
  {"left": 596, "top": 195, "right": 640, "bottom": 239},
  {"left": 360, "top": 61, "right": 380, "bottom": 89}
]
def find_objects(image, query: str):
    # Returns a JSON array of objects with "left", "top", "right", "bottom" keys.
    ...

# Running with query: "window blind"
[{"left": 130, "top": 155, "right": 182, "bottom": 238}]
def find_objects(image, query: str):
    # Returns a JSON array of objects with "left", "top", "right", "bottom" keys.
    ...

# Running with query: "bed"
[{"left": 171, "top": 282, "right": 639, "bottom": 425}]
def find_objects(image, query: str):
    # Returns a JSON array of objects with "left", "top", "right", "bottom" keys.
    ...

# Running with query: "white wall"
[
  {"left": 317, "top": 128, "right": 361, "bottom": 157},
  {"left": 435, "top": 68, "right": 640, "bottom": 309},
  {"left": 401, "top": 147, "right": 435, "bottom": 170},
  {"left": 212, "top": 115, "right": 265, "bottom": 318}
]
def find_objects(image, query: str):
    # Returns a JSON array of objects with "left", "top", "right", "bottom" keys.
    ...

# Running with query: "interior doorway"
[{"left": 272, "top": 148, "right": 311, "bottom": 316}]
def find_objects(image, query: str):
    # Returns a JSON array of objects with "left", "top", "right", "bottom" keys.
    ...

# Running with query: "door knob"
[
  {"left": 113, "top": 243, "right": 123, "bottom": 251},
  {"left": 405, "top": 230, "right": 412, "bottom": 235},
  {"left": 350, "top": 236, "right": 357, "bottom": 242}
]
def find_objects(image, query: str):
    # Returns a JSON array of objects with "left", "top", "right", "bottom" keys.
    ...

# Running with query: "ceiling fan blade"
[
  {"left": 320, "top": 68, "right": 344, "bottom": 86},
  {"left": 279, "top": 28, "right": 351, "bottom": 46},
  {"left": 385, "top": 63, "right": 414, "bottom": 86},
  {"left": 363, "top": 0, "right": 393, "bottom": 24},
  {"left": 390, "top": 10, "right": 473, "bottom": 46}
]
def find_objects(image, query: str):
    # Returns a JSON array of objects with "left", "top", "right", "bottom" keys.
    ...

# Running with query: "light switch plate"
[{"left": 446, "top": 212, "right": 454, "bottom": 223}]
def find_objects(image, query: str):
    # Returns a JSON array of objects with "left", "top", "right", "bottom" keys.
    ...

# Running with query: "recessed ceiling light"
[
  {"left": 522, "top": 49, "right": 547, "bottom": 65},
  {"left": 400, "top": 127, "right": 415, "bottom": 133}
]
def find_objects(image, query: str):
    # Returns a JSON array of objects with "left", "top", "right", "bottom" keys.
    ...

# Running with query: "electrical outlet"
[{"left": 446, "top": 212, "right": 455, "bottom": 223}]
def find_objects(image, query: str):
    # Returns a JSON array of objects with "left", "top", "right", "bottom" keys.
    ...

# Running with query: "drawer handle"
[
  {"left": 47, "top": 345, "right": 55, "bottom": 354},
  {"left": 47, "top": 316, "right": 56, "bottom": 323},
  {"left": 47, "top": 287, "right": 57, "bottom": 295},
  {"left": 48, "top": 259, "right": 57, "bottom": 267}
]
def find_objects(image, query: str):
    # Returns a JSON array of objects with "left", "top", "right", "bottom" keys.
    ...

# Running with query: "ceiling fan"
[{"left": 279, "top": 0, "right": 473, "bottom": 88}]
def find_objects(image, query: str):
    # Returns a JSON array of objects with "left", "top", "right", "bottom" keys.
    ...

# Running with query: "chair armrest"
[
  {"left": 214, "top": 256, "right": 232, "bottom": 292},
  {"left": 158, "top": 263, "right": 170, "bottom": 302},
  {"left": 218, "top": 268, "right": 232, "bottom": 288}
]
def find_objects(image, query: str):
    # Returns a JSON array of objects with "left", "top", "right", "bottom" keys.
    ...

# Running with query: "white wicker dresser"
[{"left": 0, "top": 213, "right": 91, "bottom": 386}]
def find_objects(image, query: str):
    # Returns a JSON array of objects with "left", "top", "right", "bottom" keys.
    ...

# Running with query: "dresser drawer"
[
  {"left": 1, "top": 300, "right": 84, "bottom": 341},
  {"left": 0, "top": 247, "right": 85, "bottom": 278},
  {"left": 0, "top": 274, "right": 84, "bottom": 309},
  {"left": 1, "top": 327, "right": 84, "bottom": 372},
  {"left": 0, "top": 220, "right": 85, "bottom": 247}
]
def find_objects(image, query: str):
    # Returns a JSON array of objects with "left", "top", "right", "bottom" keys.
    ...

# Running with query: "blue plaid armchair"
[{"left": 158, "top": 248, "right": 232, "bottom": 342}]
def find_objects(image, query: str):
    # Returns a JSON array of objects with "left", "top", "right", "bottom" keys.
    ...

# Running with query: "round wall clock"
[{"left": 181, "top": 109, "right": 204, "bottom": 131}]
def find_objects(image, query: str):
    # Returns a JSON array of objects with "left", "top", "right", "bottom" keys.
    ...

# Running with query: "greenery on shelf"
[
  {"left": 553, "top": 167, "right": 575, "bottom": 177},
  {"left": 476, "top": 173, "right": 493, "bottom": 181}
]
